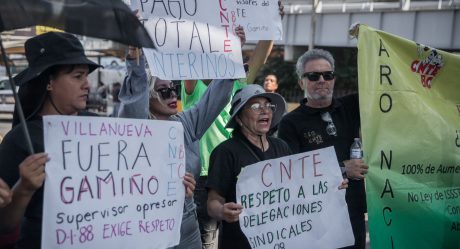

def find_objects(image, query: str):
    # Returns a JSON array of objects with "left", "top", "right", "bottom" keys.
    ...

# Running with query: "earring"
[{"left": 47, "top": 84, "right": 52, "bottom": 91}]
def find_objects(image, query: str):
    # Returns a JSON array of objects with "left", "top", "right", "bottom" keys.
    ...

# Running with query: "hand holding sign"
[
  {"left": 339, "top": 178, "right": 349, "bottom": 190},
  {"left": 235, "top": 26, "right": 246, "bottom": 47},
  {"left": 236, "top": 147, "right": 354, "bottom": 249},
  {"left": 207, "top": 190, "right": 244, "bottom": 224},
  {"left": 182, "top": 172, "right": 196, "bottom": 198},
  {"left": 18, "top": 153, "right": 49, "bottom": 192},
  {"left": 222, "top": 202, "right": 243, "bottom": 223},
  {"left": 278, "top": 0, "right": 285, "bottom": 20},
  {"left": 0, "top": 178, "right": 12, "bottom": 208}
]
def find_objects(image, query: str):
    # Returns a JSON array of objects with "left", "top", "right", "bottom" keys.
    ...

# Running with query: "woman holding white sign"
[
  {"left": 117, "top": 47, "right": 235, "bottom": 249},
  {"left": 206, "top": 84, "right": 292, "bottom": 249},
  {"left": 0, "top": 32, "right": 102, "bottom": 249},
  {"left": 206, "top": 85, "right": 349, "bottom": 249}
]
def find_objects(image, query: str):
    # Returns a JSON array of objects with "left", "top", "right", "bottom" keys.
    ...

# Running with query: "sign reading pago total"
[{"left": 133, "top": 0, "right": 246, "bottom": 80}]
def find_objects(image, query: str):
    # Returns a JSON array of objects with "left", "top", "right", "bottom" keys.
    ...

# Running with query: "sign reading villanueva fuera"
[
  {"left": 42, "top": 116, "right": 186, "bottom": 249},
  {"left": 236, "top": 147, "right": 354, "bottom": 249},
  {"left": 358, "top": 25, "right": 460, "bottom": 249}
]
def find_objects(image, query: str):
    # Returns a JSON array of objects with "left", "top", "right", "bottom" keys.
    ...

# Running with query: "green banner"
[{"left": 358, "top": 25, "right": 460, "bottom": 249}]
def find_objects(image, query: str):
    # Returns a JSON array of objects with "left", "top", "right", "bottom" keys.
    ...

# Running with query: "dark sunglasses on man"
[
  {"left": 302, "top": 71, "right": 335, "bottom": 81},
  {"left": 157, "top": 85, "right": 179, "bottom": 99}
]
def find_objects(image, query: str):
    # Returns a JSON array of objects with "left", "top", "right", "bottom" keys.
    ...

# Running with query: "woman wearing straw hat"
[{"left": 0, "top": 32, "right": 102, "bottom": 248}]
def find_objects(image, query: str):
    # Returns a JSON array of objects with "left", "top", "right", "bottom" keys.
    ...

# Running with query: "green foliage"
[
  {"left": 328, "top": 47, "right": 358, "bottom": 97},
  {"left": 254, "top": 50, "right": 299, "bottom": 102}
]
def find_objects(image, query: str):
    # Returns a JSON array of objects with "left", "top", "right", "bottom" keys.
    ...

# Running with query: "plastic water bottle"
[{"left": 350, "top": 138, "right": 363, "bottom": 159}]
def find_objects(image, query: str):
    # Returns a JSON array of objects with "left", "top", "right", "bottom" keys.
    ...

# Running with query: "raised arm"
[
  {"left": 180, "top": 80, "right": 209, "bottom": 111},
  {"left": 178, "top": 78, "right": 234, "bottom": 144},
  {"left": 236, "top": 26, "right": 274, "bottom": 84},
  {"left": 246, "top": 40, "right": 274, "bottom": 84},
  {"left": 183, "top": 80, "right": 198, "bottom": 96},
  {"left": 246, "top": 0, "right": 284, "bottom": 84},
  {"left": 117, "top": 50, "right": 150, "bottom": 119}
]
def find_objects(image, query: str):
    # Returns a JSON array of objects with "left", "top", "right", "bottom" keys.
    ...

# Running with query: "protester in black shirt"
[
  {"left": 0, "top": 32, "right": 102, "bottom": 249},
  {"left": 278, "top": 49, "right": 369, "bottom": 249},
  {"left": 206, "top": 84, "right": 291, "bottom": 249}
]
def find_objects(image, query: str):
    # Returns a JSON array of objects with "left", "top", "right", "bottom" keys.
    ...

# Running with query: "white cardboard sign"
[
  {"left": 236, "top": 147, "right": 354, "bottom": 249},
  {"left": 42, "top": 116, "right": 185, "bottom": 249},
  {"left": 132, "top": 0, "right": 246, "bottom": 80},
  {"left": 226, "top": 0, "right": 283, "bottom": 40}
]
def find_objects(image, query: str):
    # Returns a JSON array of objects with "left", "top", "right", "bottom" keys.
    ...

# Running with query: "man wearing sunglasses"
[{"left": 278, "top": 49, "right": 369, "bottom": 249}]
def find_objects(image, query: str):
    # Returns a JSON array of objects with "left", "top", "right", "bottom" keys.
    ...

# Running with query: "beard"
[{"left": 305, "top": 89, "right": 333, "bottom": 101}]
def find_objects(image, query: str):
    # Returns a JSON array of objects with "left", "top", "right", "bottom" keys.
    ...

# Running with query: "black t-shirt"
[
  {"left": 0, "top": 112, "right": 97, "bottom": 249},
  {"left": 278, "top": 94, "right": 366, "bottom": 215},
  {"left": 206, "top": 131, "right": 292, "bottom": 249}
]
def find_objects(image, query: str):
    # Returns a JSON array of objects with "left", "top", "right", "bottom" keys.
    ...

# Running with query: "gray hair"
[{"left": 295, "top": 49, "right": 335, "bottom": 80}]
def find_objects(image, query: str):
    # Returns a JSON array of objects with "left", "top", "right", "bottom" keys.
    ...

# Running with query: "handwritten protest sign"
[
  {"left": 42, "top": 116, "right": 185, "bottom": 249},
  {"left": 236, "top": 147, "right": 354, "bottom": 249},
  {"left": 131, "top": 0, "right": 246, "bottom": 80},
  {"left": 226, "top": 0, "right": 283, "bottom": 40}
]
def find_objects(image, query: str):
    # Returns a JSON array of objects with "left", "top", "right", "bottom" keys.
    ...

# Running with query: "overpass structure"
[{"left": 279, "top": 0, "right": 460, "bottom": 60}]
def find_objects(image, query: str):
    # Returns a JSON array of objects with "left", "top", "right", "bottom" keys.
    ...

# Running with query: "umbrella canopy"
[
  {"left": 0, "top": 0, "right": 155, "bottom": 48},
  {"left": 0, "top": 0, "right": 156, "bottom": 154}
]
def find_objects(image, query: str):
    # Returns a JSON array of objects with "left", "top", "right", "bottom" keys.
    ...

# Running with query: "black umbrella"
[
  {"left": 0, "top": 0, "right": 155, "bottom": 154},
  {"left": 0, "top": 0, "right": 155, "bottom": 48}
]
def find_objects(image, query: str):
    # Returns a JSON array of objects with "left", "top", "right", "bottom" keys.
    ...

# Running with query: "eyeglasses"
[
  {"left": 247, "top": 102, "right": 276, "bottom": 114},
  {"left": 302, "top": 71, "right": 335, "bottom": 81},
  {"left": 320, "top": 112, "right": 337, "bottom": 136},
  {"left": 156, "top": 86, "right": 179, "bottom": 99}
]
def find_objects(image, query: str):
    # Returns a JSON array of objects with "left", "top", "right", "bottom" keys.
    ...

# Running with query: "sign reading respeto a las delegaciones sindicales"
[{"left": 237, "top": 147, "right": 354, "bottom": 249}]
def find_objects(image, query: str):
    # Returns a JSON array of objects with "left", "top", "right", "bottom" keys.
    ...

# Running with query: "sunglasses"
[
  {"left": 302, "top": 71, "right": 335, "bottom": 81},
  {"left": 156, "top": 86, "right": 179, "bottom": 99},
  {"left": 320, "top": 112, "right": 337, "bottom": 136},
  {"left": 247, "top": 102, "right": 276, "bottom": 114}
]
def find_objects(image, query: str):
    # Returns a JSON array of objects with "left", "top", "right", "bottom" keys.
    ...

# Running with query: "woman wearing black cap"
[{"left": 0, "top": 32, "right": 101, "bottom": 249}]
